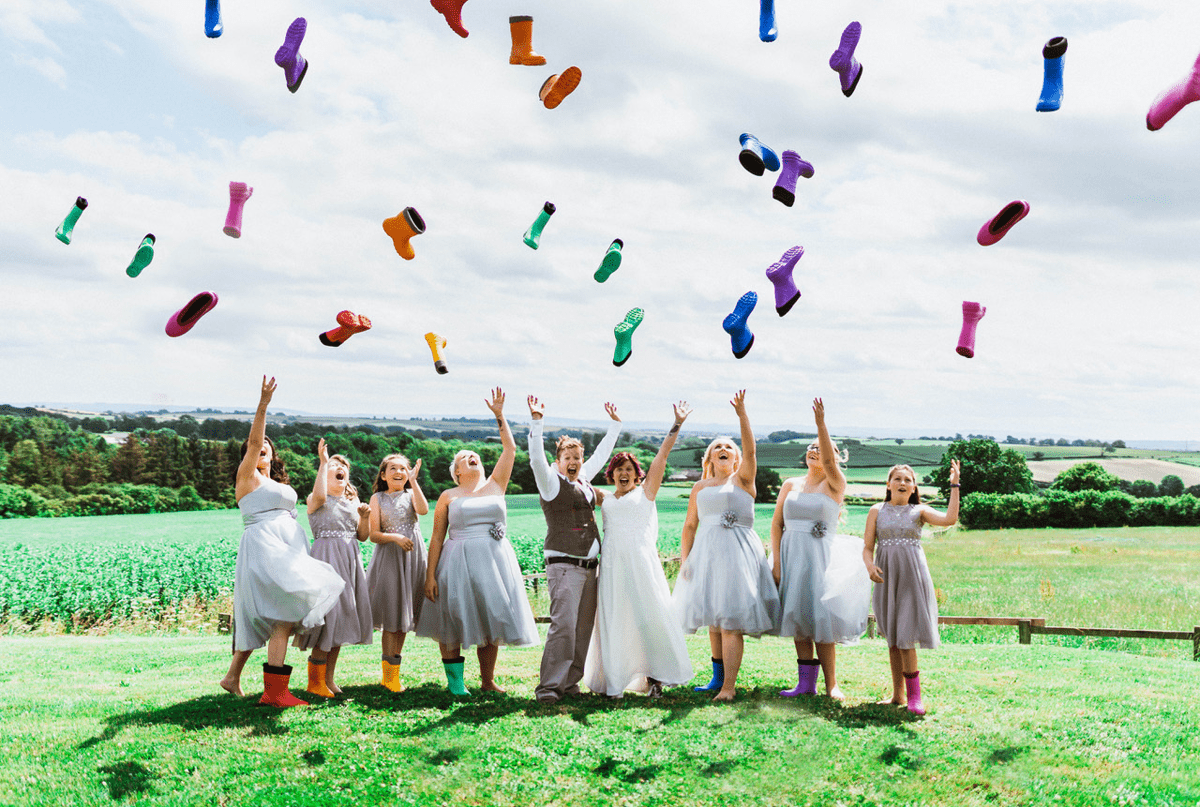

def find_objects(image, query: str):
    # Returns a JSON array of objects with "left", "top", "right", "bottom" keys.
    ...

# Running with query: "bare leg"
[
  {"left": 478, "top": 643, "right": 505, "bottom": 692},
  {"left": 266, "top": 622, "right": 294, "bottom": 667},
  {"left": 879, "top": 645, "right": 904, "bottom": 705},
  {"left": 899, "top": 647, "right": 919, "bottom": 675},
  {"left": 815, "top": 642, "right": 842, "bottom": 700},
  {"left": 324, "top": 646, "right": 342, "bottom": 694},
  {"left": 220, "top": 649, "right": 252, "bottom": 696},
  {"left": 713, "top": 630, "right": 744, "bottom": 702},
  {"left": 793, "top": 636, "right": 814, "bottom": 659},
  {"left": 439, "top": 642, "right": 462, "bottom": 660},
  {"left": 381, "top": 630, "right": 399, "bottom": 658},
  {"left": 708, "top": 627, "right": 723, "bottom": 659}
]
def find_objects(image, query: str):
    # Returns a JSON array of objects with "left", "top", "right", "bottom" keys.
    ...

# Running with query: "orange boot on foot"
[
  {"left": 509, "top": 16, "right": 546, "bottom": 65},
  {"left": 383, "top": 207, "right": 426, "bottom": 260},
  {"left": 259, "top": 664, "right": 308, "bottom": 708},
  {"left": 382, "top": 655, "right": 406, "bottom": 693},
  {"left": 307, "top": 658, "right": 335, "bottom": 698}
]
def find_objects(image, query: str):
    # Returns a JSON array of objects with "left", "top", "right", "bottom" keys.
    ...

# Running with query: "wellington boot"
[
  {"left": 307, "top": 658, "right": 335, "bottom": 698},
  {"left": 259, "top": 664, "right": 308, "bottom": 708},
  {"left": 443, "top": 657, "right": 471, "bottom": 696},
  {"left": 904, "top": 671, "right": 925, "bottom": 716},
  {"left": 381, "top": 657, "right": 406, "bottom": 693},
  {"left": 424, "top": 333, "right": 449, "bottom": 374},
  {"left": 509, "top": 16, "right": 546, "bottom": 66},
  {"left": 382, "top": 207, "right": 426, "bottom": 260}
]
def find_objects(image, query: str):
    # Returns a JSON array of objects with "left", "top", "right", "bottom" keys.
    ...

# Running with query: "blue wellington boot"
[
  {"left": 694, "top": 658, "right": 725, "bottom": 693},
  {"left": 1036, "top": 37, "right": 1067, "bottom": 112},
  {"left": 722, "top": 291, "right": 758, "bottom": 359},
  {"left": 738, "top": 133, "right": 780, "bottom": 176},
  {"left": 205, "top": 0, "right": 222, "bottom": 38},
  {"left": 759, "top": 0, "right": 777, "bottom": 42}
]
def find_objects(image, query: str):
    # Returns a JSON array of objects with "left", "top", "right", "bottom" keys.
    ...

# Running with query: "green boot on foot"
[{"left": 443, "top": 657, "right": 471, "bottom": 696}]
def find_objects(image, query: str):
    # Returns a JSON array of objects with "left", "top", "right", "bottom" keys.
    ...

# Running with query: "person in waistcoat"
[{"left": 527, "top": 395, "right": 622, "bottom": 704}]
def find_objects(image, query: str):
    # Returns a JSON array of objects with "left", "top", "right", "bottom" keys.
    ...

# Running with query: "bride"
[{"left": 582, "top": 402, "right": 694, "bottom": 698}]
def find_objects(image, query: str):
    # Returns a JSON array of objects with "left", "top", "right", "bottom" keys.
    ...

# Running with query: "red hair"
[{"left": 605, "top": 452, "right": 645, "bottom": 483}]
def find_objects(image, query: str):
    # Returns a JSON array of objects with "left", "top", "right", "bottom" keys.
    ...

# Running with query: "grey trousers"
[{"left": 536, "top": 563, "right": 598, "bottom": 700}]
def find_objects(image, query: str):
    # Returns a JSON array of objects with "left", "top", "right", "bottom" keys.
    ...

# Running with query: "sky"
[{"left": 1, "top": 0, "right": 1198, "bottom": 441}]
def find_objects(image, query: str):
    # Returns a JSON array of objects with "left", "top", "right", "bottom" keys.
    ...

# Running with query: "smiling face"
[
  {"left": 805, "top": 442, "right": 822, "bottom": 471},
  {"left": 611, "top": 457, "right": 640, "bottom": 495},
  {"left": 556, "top": 446, "right": 585, "bottom": 482},
  {"left": 454, "top": 452, "right": 483, "bottom": 484},
  {"left": 256, "top": 440, "right": 273, "bottom": 474},
  {"left": 705, "top": 438, "right": 741, "bottom": 478},
  {"left": 381, "top": 459, "right": 411, "bottom": 492},
  {"left": 326, "top": 459, "right": 350, "bottom": 495}
]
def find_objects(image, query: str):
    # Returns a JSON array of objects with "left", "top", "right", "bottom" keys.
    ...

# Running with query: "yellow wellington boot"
[
  {"left": 424, "top": 332, "right": 448, "bottom": 374},
  {"left": 509, "top": 16, "right": 546, "bottom": 66},
  {"left": 382, "top": 657, "right": 406, "bottom": 693},
  {"left": 382, "top": 207, "right": 426, "bottom": 260},
  {"left": 306, "top": 658, "right": 335, "bottom": 698}
]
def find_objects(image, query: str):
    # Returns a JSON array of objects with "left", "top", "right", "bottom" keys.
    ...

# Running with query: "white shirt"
[{"left": 528, "top": 418, "right": 622, "bottom": 560}]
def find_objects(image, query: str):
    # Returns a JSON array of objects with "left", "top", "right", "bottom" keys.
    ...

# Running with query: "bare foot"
[
  {"left": 329, "top": 683, "right": 343, "bottom": 696},
  {"left": 877, "top": 694, "right": 904, "bottom": 706},
  {"left": 712, "top": 689, "right": 736, "bottom": 703},
  {"left": 826, "top": 685, "right": 845, "bottom": 701},
  {"left": 480, "top": 682, "right": 506, "bottom": 693},
  {"left": 219, "top": 677, "right": 244, "bottom": 697}
]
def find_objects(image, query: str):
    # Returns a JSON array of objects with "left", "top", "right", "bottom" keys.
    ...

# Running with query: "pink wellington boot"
[
  {"left": 903, "top": 671, "right": 924, "bottom": 715},
  {"left": 1147, "top": 48, "right": 1200, "bottom": 131},
  {"left": 956, "top": 301, "right": 986, "bottom": 358},
  {"left": 223, "top": 182, "right": 253, "bottom": 238}
]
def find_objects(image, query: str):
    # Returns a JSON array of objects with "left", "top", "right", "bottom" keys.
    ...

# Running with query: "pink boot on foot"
[{"left": 904, "top": 671, "right": 924, "bottom": 715}]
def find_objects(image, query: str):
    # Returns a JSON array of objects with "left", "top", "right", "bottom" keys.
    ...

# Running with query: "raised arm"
[
  {"left": 862, "top": 505, "right": 883, "bottom": 583},
  {"left": 921, "top": 459, "right": 961, "bottom": 527},
  {"left": 486, "top": 388, "right": 516, "bottom": 492},
  {"left": 813, "top": 398, "right": 847, "bottom": 500},
  {"left": 307, "top": 437, "right": 329, "bottom": 515},
  {"left": 234, "top": 376, "right": 276, "bottom": 501},
  {"left": 644, "top": 402, "right": 689, "bottom": 501},
  {"left": 424, "top": 492, "right": 452, "bottom": 602},
  {"left": 409, "top": 458, "right": 429, "bottom": 516},
  {"left": 769, "top": 478, "right": 796, "bottom": 585},
  {"left": 525, "top": 395, "right": 559, "bottom": 500},
  {"left": 731, "top": 390, "right": 756, "bottom": 495},
  {"left": 581, "top": 402, "right": 622, "bottom": 482}
]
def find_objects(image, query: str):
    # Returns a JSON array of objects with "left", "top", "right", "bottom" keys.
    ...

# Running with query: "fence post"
[
  {"left": 867, "top": 615, "right": 875, "bottom": 640},
  {"left": 1018, "top": 619, "right": 1031, "bottom": 645},
  {"left": 1193, "top": 626, "right": 1199, "bottom": 662}
]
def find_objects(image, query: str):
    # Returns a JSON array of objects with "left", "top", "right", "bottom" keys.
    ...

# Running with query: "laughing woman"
[{"left": 672, "top": 390, "right": 780, "bottom": 702}]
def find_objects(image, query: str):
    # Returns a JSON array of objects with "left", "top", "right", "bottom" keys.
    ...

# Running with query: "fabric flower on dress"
[
  {"left": 811, "top": 520, "right": 827, "bottom": 539},
  {"left": 721, "top": 510, "right": 737, "bottom": 528},
  {"left": 489, "top": 522, "right": 506, "bottom": 541}
]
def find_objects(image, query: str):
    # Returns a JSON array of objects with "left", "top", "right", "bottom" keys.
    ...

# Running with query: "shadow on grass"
[
  {"left": 97, "top": 760, "right": 155, "bottom": 800},
  {"left": 593, "top": 756, "right": 663, "bottom": 783},
  {"left": 78, "top": 693, "right": 292, "bottom": 749}
]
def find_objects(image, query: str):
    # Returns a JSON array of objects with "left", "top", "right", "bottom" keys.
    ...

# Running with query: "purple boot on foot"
[
  {"left": 780, "top": 660, "right": 819, "bottom": 697},
  {"left": 829, "top": 21, "right": 863, "bottom": 97},
  {"left": 772, "top": 150, "right": 813, "bottom": 207},
  {"left": 765, "top": 245, "right": 803, "bottom": 316},
  {"left": 904, "top": 671, "right": 925, "bottom": 715},
  {"left": 275, "top": 17, "right": 309, "bottom": 93}
]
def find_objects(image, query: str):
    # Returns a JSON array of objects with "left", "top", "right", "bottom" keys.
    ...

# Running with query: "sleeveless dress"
[
  {"left": 415, "top": 494, "right": 539, "bottom": 649},
  {"left": 366, "top": 489, "right": 428, "bottom": 633},
  {"left": 671, "top": 482, "right": 781, "bottom": 636},
  {"left": 583, "top": 487, "right": 692, "bottom": 696},
  {"left": 232, "top": 478, "right": 344, "bottom": 652},
  {"left": 872, "top": 503, "right": 939, "bottom": 649},
  {"left": 776, "top": 490, "right": 869, "bottom": 644},
  {"left": 295, "top": 494, "right": 373, "bottom": 651}
]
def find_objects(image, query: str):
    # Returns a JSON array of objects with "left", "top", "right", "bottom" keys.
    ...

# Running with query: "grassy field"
[{"left": 1, "top": 633, "right": 1198, "bottom": 806}]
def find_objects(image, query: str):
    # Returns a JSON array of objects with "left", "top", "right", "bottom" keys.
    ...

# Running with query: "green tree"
[
  {"left": 928, "top": 439, "right": 1034, "bottom": 497},
  {"left": 110, "top": 436, "right": 146, "bottom": 484},
  {"left": 6, "top": 440, "right": 41, "bottom": 487},
  {"left": 1051, "top": 462, "right": 1120, "bottom": 493},
  {"left": 1128, "top": 480, "right": 1157, "bottom": 498},
  {"left": 1159, "top": 475, "right": 1185, "bottom": 497},
  {"left": 755, "top": 467, "right": 782, "bottom": 503}
]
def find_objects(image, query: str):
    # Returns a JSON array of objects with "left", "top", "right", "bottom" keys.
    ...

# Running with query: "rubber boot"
[
  {"left": 223, "top": 182, "right": 253, "bottom": 238},
  {"left": 1036, "top": 37, "right": 1067, "bottom": 112},
  {"left": 612, "top": 307, "right": 644, "bottom": 367},
  {"left": 904, "top": 671, "right": 925, "bottom": 715},
  {"left": 772, "top": 150, "right": 814, "bottom": 207},
  {"left": 274, "top": 18, "right": 309, "bottom": 93},
  {"left": 205, "top": 0, "right": 223, "bottom": 38},
  {"left": 381, "top": 655, "right": 405, "bottom": 692},
  {"left": 425, "top": 332, "right": 449, "bottom": 374},
  {"left": 829, "top": 21, "right": 863, "bottom": 97},
  {"left": 509, "top": 16, "right": 546, "bottom": 65},
  {"left": 956, "top": 301, "right": 986, "bottom": 358},
  {"left": 977, "top": 200, "right": 1030, "bottom": 246},
  {"left": 694, "top": 658, "right": 725, "bottom": 693},
  {"left": 383, "top": 207, "right": 426, "bottom": 260},
  {"left": 125, "top": 234, "right": 156, "bottom": 278},
  {"left": 55, "top": 197, "right": 87, "bottom": 245},
  {"left": 765, "top": 245, "right": 802, "bottom": 316},
  {"left": 523, "top": 202, "right": 556, "bottom": 249},
  {"left": 320, "top": 310, "right": 372, "bottom": 347},
  {"left": 539, "top": 67, "right": 582, "bottom": 109},
  {"left": 307, "top": 657, "right": 335, "bottom": 698},
  {"left": 722, "top": 292, "right": 757, "bottom": 359},
  {"left": 165, "top": 292, "right": 219, "bottom": 337},
  {"left": 1146, "top": 48, "right": 1200, "bottom": 130},
  {"left": 738, "top": 133, "right": 780, "bottom": 176},
  {"left": 431, "top": 0, "right": 469, "bottom": 38},
  {"left": 780, "top": 659, "right": 820, "bottom": 697},
  {"left": 443, "top": 656, "right": 471, "bottom": 696},
  {"left": 259, "top": 663, "right": 308, "bottom": 707},
  {"left": 759, "top": 0, "right": 777, "bottom": 42},
  {"left": 594, "top": 238, "right": 623, "bottom": 282}
]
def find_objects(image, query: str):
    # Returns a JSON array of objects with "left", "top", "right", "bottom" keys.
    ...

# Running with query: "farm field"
[{"left": 1026, "top": 458, "right": 1200, "bottom": 486}]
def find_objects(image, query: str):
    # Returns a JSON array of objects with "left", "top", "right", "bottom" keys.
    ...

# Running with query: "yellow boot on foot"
[{"left": 382, "top": 657, "right": 406, "bottom": 693}]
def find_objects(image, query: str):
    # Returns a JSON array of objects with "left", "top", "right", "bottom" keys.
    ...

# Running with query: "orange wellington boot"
[
  {"left": 539, "top": 66, "right": 582, "bottom": 109},
  {"left": 509, "top": 16, "right": 546, "bottom": 66},
  {"left": 306, "top": 658, "right": 335, "bottom": 698},
  {"left": 382, "top": 657, "right": 406, "bottom": 692},
  {"left": 259, "top": 664, "right": 308, "bottom": 708},
  {"left": 382, "top": 207, "right": 426, "bottom": 260}
]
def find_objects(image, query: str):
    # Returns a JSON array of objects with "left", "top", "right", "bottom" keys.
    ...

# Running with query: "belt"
[{"left": 546, "top": 556, "right": 599, "bottom": 570}]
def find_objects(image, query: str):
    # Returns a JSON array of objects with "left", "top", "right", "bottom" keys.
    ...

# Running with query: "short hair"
[
  {"left": 701, "top": 437, "right": 741, "bottom": 480},
  {"left": 885, "top": 464, "right": 921, "bottom": 505},
  {"left": 374, "top": 453, "right": 413, "bottom": 493},
  {"left": 555, "top": 435, "right": 584, "bottom": 459},
  {"left": 237, "top": 435, "right": 289, "bottom": 484},
  {"left": 605, "top": 451, "right": 645, "bottom": 484}
]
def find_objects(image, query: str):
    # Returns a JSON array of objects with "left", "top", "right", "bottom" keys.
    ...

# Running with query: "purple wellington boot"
[
  {"left": 780, "top": 660, "right": 820, "bottom": 697},
  {"left": 956, "top": 301, "right": 986, "bottom": 358},
  {"left": 765, "top": 245, "right": 802, "bottom": 316},
  {"left": 772, "top": 150, "right": 813, "bottom": 207},
  {"left": 904, "top": 671, "right": 925, "bottom": 715},
  {"left": 275, "top": 18, "right": 309, "bottom": 93},
  {"left": 829, "top": 21, "right": 863, "bottom": 97}
]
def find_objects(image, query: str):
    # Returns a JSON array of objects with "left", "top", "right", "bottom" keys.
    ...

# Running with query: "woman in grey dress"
[
  {"left": 367, "top": 453, "right": 429, "bottom": 692},
  {"left": 862, "top": 460, "right": 960, "bottom": 715},
  {"left": 295, "top": 439, "right": 373, "bottom": 697}
]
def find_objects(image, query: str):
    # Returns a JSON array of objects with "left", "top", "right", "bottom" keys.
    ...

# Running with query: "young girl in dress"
[
  {"left": 219, "top": 376, "right": 344, "bottom": 707},
  {"left": 771, "top": 398, "right": 869, "bottom": 700},
  {"left": 367, "top": 453, "right": 429, "bottom": 692},
  {"left": 672, "top": 390, "right": 780, "bottom": 702},
  {"left": 862, "top": 460, "right": 960, "bottom": 715},
  {"left": 294, "top": 439, "right": 374, "bottom": 697},
  {"left": 583, "top": 402, "right": 694, "bottom": 698}
]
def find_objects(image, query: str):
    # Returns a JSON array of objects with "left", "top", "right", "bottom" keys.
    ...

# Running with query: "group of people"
[{"left": 221, "top": 377, "right": 961, "bottom": 716}]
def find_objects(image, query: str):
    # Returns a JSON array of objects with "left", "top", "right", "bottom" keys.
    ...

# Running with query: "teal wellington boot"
[
  {"left": 523, "top": 202, "right": 556, "bottom": 249},
  {"left": 443, "top": 657, "right": 471, "bottom": 696}
]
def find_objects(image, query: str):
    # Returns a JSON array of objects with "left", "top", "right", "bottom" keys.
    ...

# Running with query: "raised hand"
[
  {"left": 316, "top": 437, "right": 329, "bottom": 465},
  {"left": 527, "top": 395, "right": 544, "bottom": 420},
  {"left": 672, "top": 401, "right": 692, "bottom": 426},
  {"left": 604, "top": 401, "right": 621, "bottom": 422},
  {"left": 259, "top": 375, "right": 277, "bottom": 406},
  {"left": 813, "top": 397, "right": 825, "bottom": 424},
  {"left": 949, "top": 459, "right": 961, "bottom": 487},
  {"left": 485, "top": 387, "right": 506, "bottom": 418},
  {"left": 730, "top": 389, "right": 747, "bottom": 416},
  {"left": 411, "top": 458, "right": 423, "bottom": 480}
]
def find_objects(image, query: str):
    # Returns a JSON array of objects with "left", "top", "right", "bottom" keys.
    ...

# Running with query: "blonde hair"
[
  {"left": 324, "top": 454, "right": 358, "bottom": 499},
  {"left": 555, "top": 435, "right": 584, "bottom": 459},
  {"left": 701, "top": 437, "right": 742, "bottom": 480},
  {"left": 373, "top": 453, "right": 412, "bottom": 493},
  {"left": 449, "top": 449, "right": 480, "bottom": 483},
  {"left": 885, "top": 464, "right": 921, "bottom": 504},
  {"left": 807, "top": 440, "right": 849, "bottom": 466}
]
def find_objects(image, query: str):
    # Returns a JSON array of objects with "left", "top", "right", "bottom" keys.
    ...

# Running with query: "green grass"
[{"left": 1, "top": 633, "right": 1198, "bottom": 806}]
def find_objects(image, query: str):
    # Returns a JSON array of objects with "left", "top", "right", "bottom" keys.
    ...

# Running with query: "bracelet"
[{"left": 950, "top": 484, "right": 960, "bottom": 488}]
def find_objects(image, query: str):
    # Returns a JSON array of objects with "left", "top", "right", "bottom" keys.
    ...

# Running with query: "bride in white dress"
[{"left": 583, "top": 402, "right": 694, "bottom": 698}]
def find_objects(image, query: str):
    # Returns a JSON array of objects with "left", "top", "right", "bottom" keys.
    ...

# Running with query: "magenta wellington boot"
[
  {"left": 904, "top": 671, "right": 925, "bottom": 715},
  {"left": 977, "top": 200, "right": 1029, "bottom": 246},
  {"left": 223, "top": 182, "right": 253, "bottom": 238},
  {"left": 956, "top": 301, "right": 986, "bottom": 358}
]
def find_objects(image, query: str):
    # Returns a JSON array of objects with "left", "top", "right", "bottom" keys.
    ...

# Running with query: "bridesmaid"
[
  {"left": 294, "top": 439, "right": 374, "bottom": 698},
  {"left": 416, "top": 388, "right": 539, "bottom": 695},
  {"left": 367, "top": 453, "right": 429, "bottom": 692}
]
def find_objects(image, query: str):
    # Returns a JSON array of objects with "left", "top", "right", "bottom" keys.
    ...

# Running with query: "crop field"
[{"left": 1026, "top": 458, "right": 1200, "bottom": 486}]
